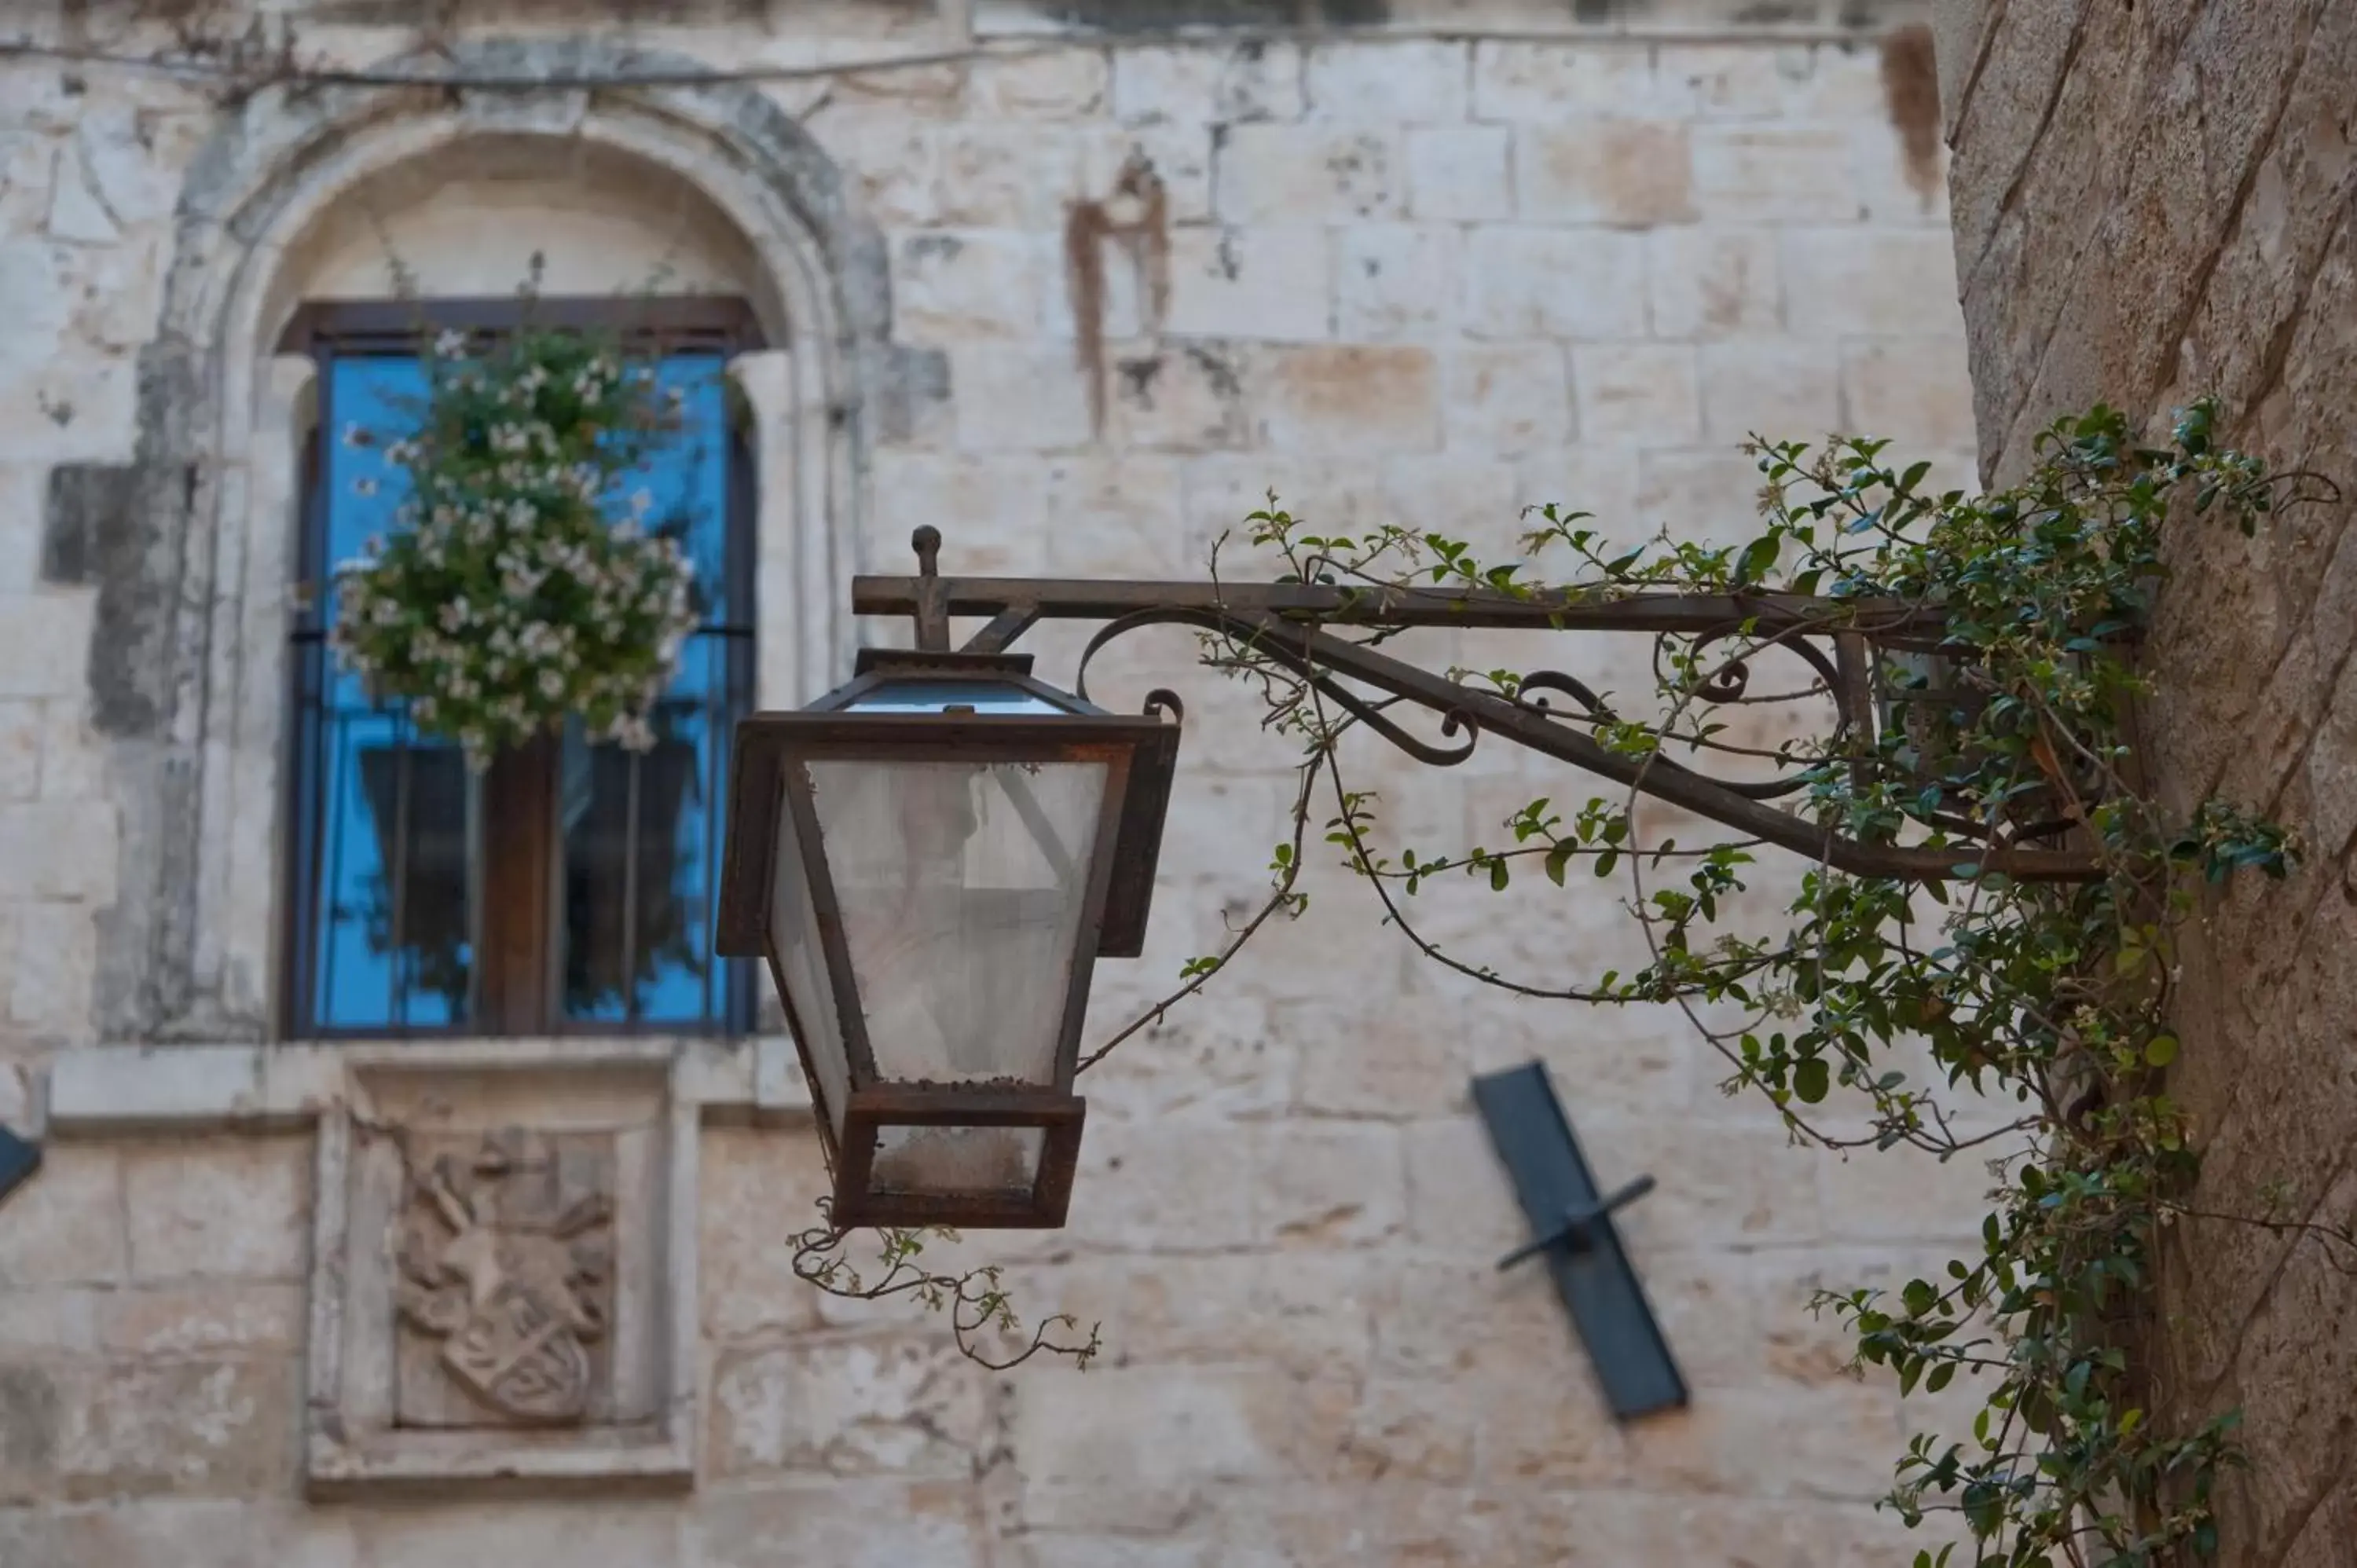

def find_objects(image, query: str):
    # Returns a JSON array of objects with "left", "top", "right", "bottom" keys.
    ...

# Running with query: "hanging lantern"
[{"left": 717, "top": 648, "right": 1180, "bottom": 1228}]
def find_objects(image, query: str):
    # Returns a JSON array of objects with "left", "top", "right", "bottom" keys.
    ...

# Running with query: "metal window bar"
[{"left": 284, "top": 300, "right": 762, "bottom": 1041}]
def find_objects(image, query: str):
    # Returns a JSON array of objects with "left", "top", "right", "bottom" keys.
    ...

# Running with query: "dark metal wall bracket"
[
  {"left": 1473, "top": 1061, "right": 1688, "bottom": 1422},
  {"left": 0, "top": 1127, "right": 40, "bottom": 1211}
]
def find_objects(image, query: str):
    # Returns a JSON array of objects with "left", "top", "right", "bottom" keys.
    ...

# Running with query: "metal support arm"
[{"left": 854, "top": 544, "right": 2103, "bottom": 884}]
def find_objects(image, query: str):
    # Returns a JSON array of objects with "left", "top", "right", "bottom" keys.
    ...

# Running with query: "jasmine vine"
[{"left": 1195, "top": 401, "right": 2333, "bottom": 1568}]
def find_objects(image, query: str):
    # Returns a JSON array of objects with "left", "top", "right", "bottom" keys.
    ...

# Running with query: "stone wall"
[
  {"left": 1936, "top": 3, "right": 2357, "bottom": 1565},
  {"left": 0, "top": 2, "right": 1994, "bottom": 1562}
]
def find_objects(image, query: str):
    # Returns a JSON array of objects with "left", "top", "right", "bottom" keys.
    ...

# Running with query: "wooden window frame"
[{"left": 278, "top": 295, "right": 764, "bottom": 1042}]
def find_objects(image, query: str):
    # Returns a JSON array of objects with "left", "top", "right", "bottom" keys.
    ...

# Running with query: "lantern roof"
[{"left": 717, "top": 649, "right": 1181, "bottom": 968}]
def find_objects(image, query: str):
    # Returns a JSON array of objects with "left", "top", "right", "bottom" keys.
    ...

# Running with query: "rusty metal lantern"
[{"left": 717, "top": 639, "right": 1181, "bottom": 1229}]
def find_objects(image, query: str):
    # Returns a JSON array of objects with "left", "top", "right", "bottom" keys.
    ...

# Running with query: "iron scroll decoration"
[{"left": 861, "top": 529, "right": 2107, "bottom": 886}]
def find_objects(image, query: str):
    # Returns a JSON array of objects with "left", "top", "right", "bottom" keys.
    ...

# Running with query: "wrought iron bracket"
[
  {"left": 851, "top": 532, "right": 2105, "bottom": 884},
  {"left": 1474, "top": 1061, "right": 1686, "bottom": 1422}
]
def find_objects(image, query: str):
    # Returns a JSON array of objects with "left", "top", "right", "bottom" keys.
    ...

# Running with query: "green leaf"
[
  {"left": 1729, "top": 535, "right": 1778, "bottom": 587},
  {"left": 1489, "top": 859, "right": 1510, "bottom": 892},
  {"left": 1545, "top": 842, "right": 1574, "bottom": 887},
  {"left": 2145, "top": 1033, "right": 2179, "bottom": 1068},
  {"left": 1793, "top": 1057, "right": 1830, "bottom": 1105}
]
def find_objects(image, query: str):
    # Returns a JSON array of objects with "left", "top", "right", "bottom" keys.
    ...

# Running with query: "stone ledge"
[{"left": 40, "top": 1037, "right": 815, "bottom": 1139}]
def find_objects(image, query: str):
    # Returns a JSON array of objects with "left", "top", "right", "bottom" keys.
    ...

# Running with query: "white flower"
[{"left": 434, "top": 330, "right": 469, "bottom": 359}]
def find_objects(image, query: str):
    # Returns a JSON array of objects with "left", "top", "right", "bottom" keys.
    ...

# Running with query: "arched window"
[{"left": 279, "top": 297, "right": 761, "bottom": 1038}]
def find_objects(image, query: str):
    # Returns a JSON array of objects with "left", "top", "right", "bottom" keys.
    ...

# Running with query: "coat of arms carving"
[{"left": 393, "top": 1130, "right": 615, "bottom": 1426}]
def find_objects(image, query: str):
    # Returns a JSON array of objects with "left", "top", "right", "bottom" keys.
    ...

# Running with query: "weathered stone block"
[
  {"left": 1384, "top": 454, "right": 1527, "bottom": 546},
  {"left": 1252, "top": 1121, "right": 1408, "bottom": 1248},
  {"left": 1516, "top": 442, "right": 1646, "bottom": 532},
  {"left": 696, "top": 1478, "right": 982, "bottom": 1568},
  {"left": 1470, "top": 40, "right": 1677, "bottom": 123},
  {"left": 1574, "top": 343, "right": 1703, "bottom": 445},
  {"left": 1256, "top": 345, "right": 1441, "bottom": 455},
  {"left": 1402, "top": 124, "right": 1512, "bottom": 222},
  {"left": 810, "top": 108, "right": 940, "bottom": 225},
  {"left": 123, "top": 1135, "right": 309, "bottom": 1281},
  {"left": 1637, "top": 449, "right": 1776, "bottom": 546},
  {"left": 0, "top": 1497, "right": 358, "bottom": 1568},
  {"left": 1648, "top": 226, "right": 1783, "bottom": 339},
  {"left": 0, "top": 1142, "right": 121, "bottom": 1288},
  {"left": 0, "top": 595, "right": 92, "bottom": 700},
  {"left": 1061, "top": 1119, "right": 1259, "bottom": 1252},
  {"left": 1336, "top": 1375, "right": 1476, "bottom": 1483},
  {"left": 1625, "top": 1380, "right": 1900, "bottom": 1500},
  {"left": 1303, "top": 40, "right": 1470, "bottom": 125},
  {"left": 58, "top": 1356, "right": 298, "bottom": 1500},
  {"left": 892, "top": 230, "right": 1046, "bottom": 342},
  {"left": 1215, "top": 124, "right": 1400, "bottom": 224},
  {"left": 1784, "top": 226, "right": 1971, "bottom": 339},
  {"left": 968, "top": 50, "right": 1111, "bottom": 119},
  {"left": 1659, "top": 42, "right": 1818, "bottom": 119},
  {"left": 1699, "top": 338, "right": 1843, "bottom": 445},
  {"left": 1162, "top": 226, "right": 1331, "bottom": 343},
  {"left": 1692, "top": 126, "right": 1863, "bottom": 223},
  {"left": 698, "top": 1127, "right": 834, "bottom": 1343},
  {"left": 949, "top": 343, "right": 1095, "bottom": 452},
  {"left": 1010, "top": 1536, "right": 1213, "bottom": 1568},
  {"left": 1105, "top": 342, "right": 1258, "bottom": 452},
  {"left": 1010, "top": 1366, "right": 1354, "bottom": 1504},
  {"left": 0, "top": 800, "right": 115, "bottom": 902},
  {"left": 1839, "top": 335, "right": 1977, "bottom": 449},
  {"left": 354, "top": 1500, "right": 685, "bottom": 1568},
  {"left": 1815, "top": 1141, "right": 1992, "bottom": 1246},
  {"left": 33, "top": 700, "right": 104, "bottom": 803},
  {"left": 1333, "top": 224, "right": 1458, "bottom": 342},
  {"left": 1080, "top": 123, "right": 1215, "bottom": 225},
  {"left": 100, "top": 1282, "right": 306, "bottom": 1359},
  {"left": 5, "top": 900, "right": 94, "bottom": 1036},
  {"left": 1399, "top": 1115, "right": 1529, "bottom": 1258},
  {"left": 1465, "top": 227, "right": 1651, "bottom": 341},
  {"left": 933, "top": 123, "right": 1084, "bottom": 230},
  {"left": 1110, "top": 42, "right": 1305, "bottom": 126},
  {"left": 1513, "top": 122, "right": 1695, "bottom": 226},
  {"left": 709, "top": 1339, "right": 992, "bottom": 1478}
]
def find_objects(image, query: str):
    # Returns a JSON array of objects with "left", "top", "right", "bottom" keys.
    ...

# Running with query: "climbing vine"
[
  {"left": 794, "top": 401, "right": 2348, "bottom": 1566},
  {"left": 1178, "top": 401, "right": 2331, "bottom": 1567}
]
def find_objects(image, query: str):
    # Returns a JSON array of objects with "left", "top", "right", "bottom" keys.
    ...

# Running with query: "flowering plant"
[{"left": 330, "top": 322, "right": 701, "bottom": 769}]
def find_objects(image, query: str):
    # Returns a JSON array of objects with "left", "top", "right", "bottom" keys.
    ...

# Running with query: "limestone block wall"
[
  {"left": 1935, "top": 3, "right": 2357, "bottom": 1565},
  {"left": 0, "top": 2, "right": 1992, "bottom": 1563}
]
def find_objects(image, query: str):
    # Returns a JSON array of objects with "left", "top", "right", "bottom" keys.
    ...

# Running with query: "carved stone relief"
[
  {"left": 303, "top": 1045, "right": 698, "bottom": 1495},
  {"left": 393, "top": 1130, "right": 616, "bottom": 1427}
]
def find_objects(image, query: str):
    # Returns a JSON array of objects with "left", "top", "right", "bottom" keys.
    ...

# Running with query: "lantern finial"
[{"left": 911, "top": 526, "right": 949, "bottom": 651}]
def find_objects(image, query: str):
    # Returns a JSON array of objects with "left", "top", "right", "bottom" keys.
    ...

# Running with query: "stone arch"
[{"left": 90, "top": 39, "right": 901, "bottom": 1043}]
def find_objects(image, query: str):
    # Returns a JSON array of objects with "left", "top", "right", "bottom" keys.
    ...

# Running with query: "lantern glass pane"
[
  {"left": 805, "top": 757, "right": 1108, "bottom": 1086},
  {"left": 869, "top": 1125, "right": 1046, "bottom": 1200},
  {"left": 768, "top": 791, "right": 850, "bottom": 1136},
  {"left": 845, "top": 680, "right": 1071, "bottom": 716}
]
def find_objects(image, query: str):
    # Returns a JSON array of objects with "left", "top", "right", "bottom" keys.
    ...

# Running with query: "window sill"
[{"left": 35, "top": 1034, "right": 813, "bottom": 1140}]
